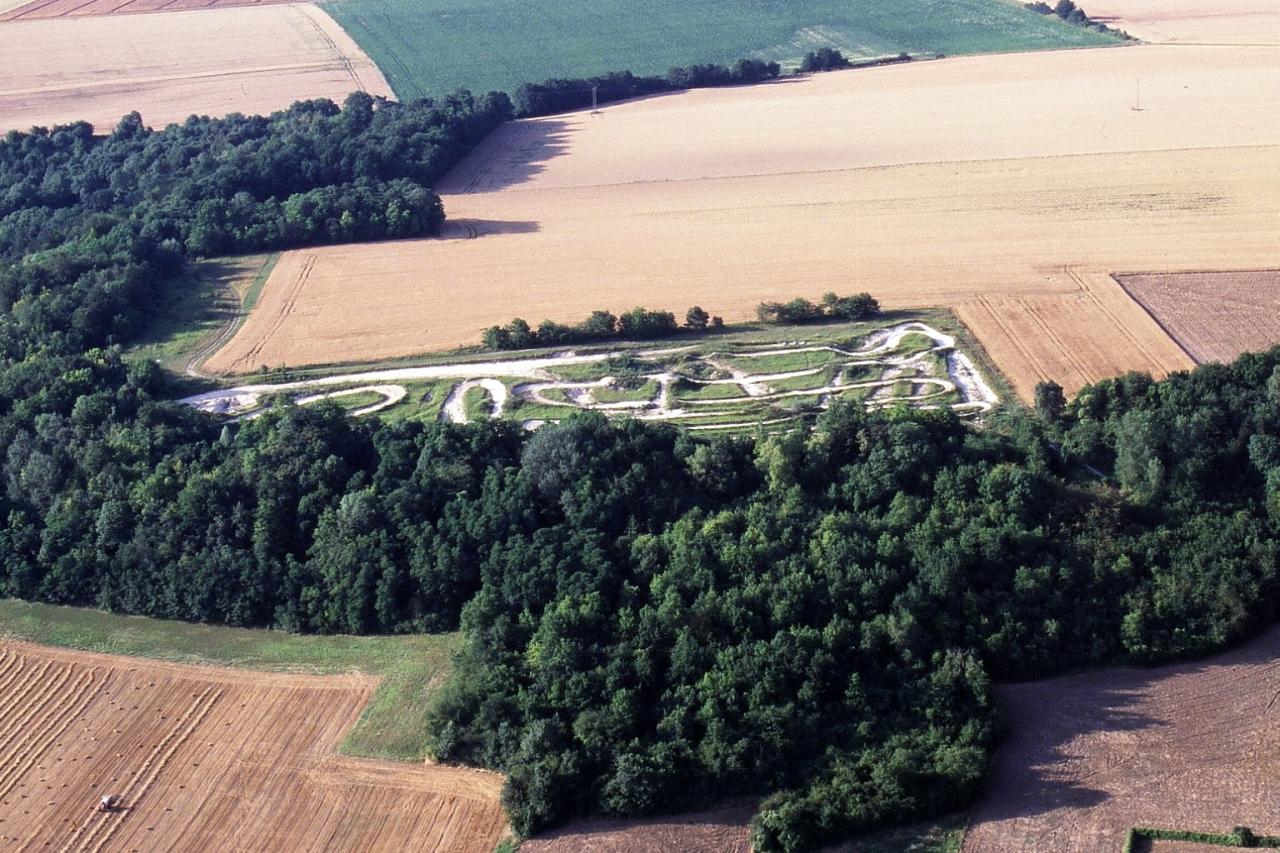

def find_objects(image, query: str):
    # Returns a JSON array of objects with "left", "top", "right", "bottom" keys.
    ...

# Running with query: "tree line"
[
  {"left": 757, "top": 292, "right": 881, "bottom": 324},
  {"left": 515, "top": 56, "right": 792, "bottom": 118},
  {"left": 482, "top": 306, "right": 722, "bottom": 350},
  {"left": 1025, "top": 0, "right": 1129, "bottom": 35}
]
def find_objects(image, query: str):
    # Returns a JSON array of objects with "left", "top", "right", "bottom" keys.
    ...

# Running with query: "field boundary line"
[
  {"left": 1069, "top": 267, "right": 1171, "bottom": 374},
  {"left": 1111, "top": 273, "right": 1206, "bottom": 366},
  {"left": 291, "top": 5, "right": 369, "bottom": 94},
  {"left": 185, "top": 254, "right": 277, "bottom": 379},
  {"left": 227, "top": 253, "right": 315, "bottom": 372},
  {"left": 448, "top": 142, "right": 1280, "bottom": 198}
]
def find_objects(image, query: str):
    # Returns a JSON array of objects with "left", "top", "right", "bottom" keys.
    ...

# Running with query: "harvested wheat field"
[
  {"left": 1084, "top": 0, "right": 1280, "bottom": 46},
  {"left": 0, "top": 0, "right": 294, "bottom": 21},
  {"left": 960, "top": 626, "right": 1280, "bottom": 852},
  {"left": 0, "top": 640, "right": 506, "bottom": 851},
  {"left": 0, "top": 4, "right": 391, "bottom": 134},
  {"left": 208, "top": 45, "right": 1280, "bottom": 400},
  {"left": 1117, "top": 270, "right": 1280, "bottom": 365}
]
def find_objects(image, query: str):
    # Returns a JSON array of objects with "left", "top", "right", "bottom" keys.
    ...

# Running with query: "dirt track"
[
  {"left": 0, "top": 640, "right": 507, "bottom": 852},
  {"left": 209, "top": 44, "right": 1280, "bottom": 400},
  {"left": 961, "top": 627, "right": 1280, "bottom": 852},
  {"left": 0, "top": 4, "right": 392, "bottom": 134}
]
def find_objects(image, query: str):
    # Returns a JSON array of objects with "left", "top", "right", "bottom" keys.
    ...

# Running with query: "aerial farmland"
[{"left": 3, "top": 0, "right": 1280, "bottom": 851}]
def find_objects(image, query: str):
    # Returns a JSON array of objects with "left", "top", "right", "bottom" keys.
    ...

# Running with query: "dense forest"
[{"left": 2, "top": 96, "right": 1280, "bottom": 850}]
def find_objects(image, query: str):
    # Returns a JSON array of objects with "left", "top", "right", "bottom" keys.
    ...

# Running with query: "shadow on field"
[
  {"left": 437, "top": 218, "right": 541, "bottom": 240},
  {"left": 967, "top": 626, "right": 1280, "bottom": 837},
  {"left": 443, "top": 118, "right": 573, "bottom": 193}
]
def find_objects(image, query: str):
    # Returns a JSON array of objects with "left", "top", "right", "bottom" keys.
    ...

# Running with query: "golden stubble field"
[
  {"left": 0, "top": 640, "right": 506, "bottom": 852},
  {"left": 1085, "top": 0, "right": 1280, "bottom": 46},
  {"left": 0, "top": 4, "right": 391, "bottom": 134},
  {"left": 208, "top": 44, "right": 1280, "bottom": 400}
]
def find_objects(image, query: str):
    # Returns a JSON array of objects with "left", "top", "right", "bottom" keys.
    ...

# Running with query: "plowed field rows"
[
  {"left": 961, "top": 627, "right": 1280, "bottom": 852},
  {"left": 1117, "top": 270, "right": 1280, "bottom": 365},
  {"left": 208, "top": 45, "right": 1280, "bottom": 400},
  {"left": 0, "top": 4, "right": 392, "bottom": 134},
  {"left": 0, "top": 0, "right": 293, "bottom": 21},
  {"left": 0, "top": 641, "right": 506, "bottom": 852}
]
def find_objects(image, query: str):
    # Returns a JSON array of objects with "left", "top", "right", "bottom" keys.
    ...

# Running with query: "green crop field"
[{"left": 325, "top": 0, "right": 1117, "bottom": 100}]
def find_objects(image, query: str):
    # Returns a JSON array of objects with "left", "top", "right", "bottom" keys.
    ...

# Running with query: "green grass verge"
[
  {"left": 672, "top": 379, "right": 749, "bottom": 401},
  {"left": 129, "top": 254, "right": 277, "bottom": 381},
  {"left": 592, "top": 379, "right": 660, "bottom": 404},
  {"left": 0, "top": 599, "right": 458, "bottom": 762},
  {"left": 1124, "top": 826, "right": 1280, "bottom": 851},
  {"left": 325, "top": 0, "right": 1118, "bottom": 101},
  {"left": 721, "top": 348, "right": 845, "bottom": 374}
]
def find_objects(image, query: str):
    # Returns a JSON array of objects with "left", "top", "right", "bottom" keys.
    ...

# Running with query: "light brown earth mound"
[
  {"left": 961, "top": 626, "right": 1280, "bottom": 852},
  {"left": 1084, "top": 0, "right": 1280, "bottom": 46},
  {"left": 0, "top": 0, "right": 294, "bottom": 21},
  {"left": 208, "top": 45, "right": 1280, "bottom": 400},
  {"left": 1117, "top": 270, "right": 1280, "bottom": 365},
  {"left": 0, "top": 640, "right": 506, "bottom": 852},
  {"left": 0, "top": 4, "right": 391, "bottom": 134}
]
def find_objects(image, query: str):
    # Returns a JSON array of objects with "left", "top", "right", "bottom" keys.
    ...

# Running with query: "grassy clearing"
[
  {"left": 722, "top": 348, "right": 845, "bottom": 374},
  {"left": 0, "top": 599, "right": 457, "bottom": 762},
  {"left": 314, "top": 389, "right": 389, "bottom": 412},
  {"left": 325, "top": 0, "right": 1116, "bottom": 101},
  {"left": 129, "top": 255, "right": 275, "bottom": 376},
  {"left": 464, "top": 384, "right": 495, "bottom": 420},
  {"left": 593, "top": 379, "right": 660, "bottom": 404},
  {"left": 673, "top": 379, "right": 748, "bottom": 401},
  {"left": 766, "top": 366, "right": 838, "bottom": 392}
]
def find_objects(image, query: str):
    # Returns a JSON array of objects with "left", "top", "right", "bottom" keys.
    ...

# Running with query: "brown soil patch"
[
  {"left": 523, "top": 802, "right": 755, "bottom": 853},
  {"left": 1083, "top": 1, "right": 1280, "bottom": 46},
  {"left": 0, "top": 4, "right": 392, "bottom": 134},
  {"left": 207, "top": 45, "right": 1280, "bottom": 401},
  {"left": 960, "top": 626, "right": 1280, "bottom": 852},
  {"left": 0, "top": 639, "right": 507, "bottom": 852},
  {"left": 0, "top": 0, "right": 295, "bottom": 21},
  {"left": 1117, "top": 270, "right": 1280, "bottom": 365}
]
